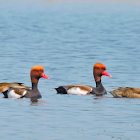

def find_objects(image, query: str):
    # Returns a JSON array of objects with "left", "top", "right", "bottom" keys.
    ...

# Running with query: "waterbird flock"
[{"left": 0, "top": 63, "right": 139, "bottom": 99}]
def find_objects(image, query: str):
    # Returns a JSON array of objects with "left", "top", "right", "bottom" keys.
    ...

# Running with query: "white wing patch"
[
  {"left": 8, "top": 90, "right": 27, "bottom": 99},
  {"left": 67, "top": 87, "right": 89, "bottom": 95}
]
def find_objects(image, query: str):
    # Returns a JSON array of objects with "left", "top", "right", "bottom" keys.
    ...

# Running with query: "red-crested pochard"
[
  {"left": 110, "top": 87, "right": 140, "bottom": 98},
  {"left": 0, "top": 83, "right": 30, "bottom": 93},
  {"left": 55, "top": 63, "right": 111, "bottom": 95},
  {"left": 2, "top": 65, "right": 50, "bottom": 99}
]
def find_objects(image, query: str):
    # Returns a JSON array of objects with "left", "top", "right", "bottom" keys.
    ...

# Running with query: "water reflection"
[
  {"left": 93, "top": 95, "right": 107, "bottom": 100},
  {"left": 30, "top": 99, "right": 47, "bottom": 106}
]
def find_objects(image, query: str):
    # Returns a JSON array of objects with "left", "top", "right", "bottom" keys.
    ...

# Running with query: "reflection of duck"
[
  {"left": 0, "top": 83, "right": 30, "bottom": 93},
  {"left": 110, "top": 87, "right": 140, "bottom": 98},
  {"left": 55, "top": 63, "right": 111, "bottom": 95},
  {"left": 3, "top": 65, "right": 50, "bottom": 99}
]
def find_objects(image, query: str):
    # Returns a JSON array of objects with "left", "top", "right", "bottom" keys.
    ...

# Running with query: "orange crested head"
[
  {"left": 31, "top": 65, "right": 44, "bottom": 73},
  {"left": 93, "top": 63, "right": 111, "bottom": 78},
  {"left": 30, "top": 65, "right": 50, "bottom": 83},
  {"left": 93, "top": 63, "right": 106, "bottom": 70}
]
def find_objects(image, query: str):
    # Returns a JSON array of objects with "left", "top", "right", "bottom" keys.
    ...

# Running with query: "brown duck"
[
  {"left": 55, "top": 63, "right": 111, "bottom": 95},
  {"left": 110, "top": 87, "right": 140, "bottom": 98},
  {"left": 0, "top": 82, "right": 30, "bottom": 93}
]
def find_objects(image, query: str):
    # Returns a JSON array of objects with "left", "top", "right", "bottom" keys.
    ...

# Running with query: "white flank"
[
  {"left": 22, "top": 91, "right": 27, "bottom": 96},
  {"left": 67, "top": 87, "right": 88, "bottom": 95},
  {"left": 8, "top": 90, "right": 26, "bottom": 99}
]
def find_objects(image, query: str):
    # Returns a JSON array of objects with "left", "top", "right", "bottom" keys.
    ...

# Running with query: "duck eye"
[
  {"left": 98, "top": 68, "right": 105, "bottom": 70},
  {"left": 102, "top": 68, "right": 105, "bottom": 70}
]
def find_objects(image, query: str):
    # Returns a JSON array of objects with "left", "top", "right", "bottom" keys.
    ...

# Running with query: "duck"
[
  {"left": 110, "top": 87, "right": 140, "bottom": 98},
  {"left": 2, "top": 65, "right": 50, "bottom": 99},
  {"left": 0, "top": 82, "right": 30, "bottom": 93},
  {"left": 54, "top": 63, "right": 111, "bottom": 95}
]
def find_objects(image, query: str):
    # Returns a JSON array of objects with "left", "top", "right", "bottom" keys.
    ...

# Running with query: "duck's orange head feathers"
[
  {"left": 30, "top": 65, "right": 50, "bottom": 83},
  {"left": 31, "top": 65, "right": 44, "bottom": 73},
  {"left": 93, "top": 63, "right": 106, "bottom": 70},
  {"left": 93, "top": 63, "right": 111, "bottom": 78}
]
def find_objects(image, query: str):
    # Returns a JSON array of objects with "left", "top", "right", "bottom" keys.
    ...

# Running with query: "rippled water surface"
[{"left": 0, "top": 0, "right": 140, "bottom": 139}]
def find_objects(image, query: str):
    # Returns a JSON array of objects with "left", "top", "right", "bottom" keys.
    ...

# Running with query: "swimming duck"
[
  {"left": 2, "top": 65, "right": 50, "bottom": 99},
  {"left": 0, "top": 82, "right": 30, "bottom": 93},
  {"left": 110, "top": 87, "right": 140, "bottom": 98},
  {"left": 55, "top": 63, "right": 111, "bottom": 95}
]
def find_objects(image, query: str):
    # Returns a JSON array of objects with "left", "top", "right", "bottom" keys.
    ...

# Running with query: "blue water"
[{"left": 0, "top": 0, "right": 140, "bottom": 139}]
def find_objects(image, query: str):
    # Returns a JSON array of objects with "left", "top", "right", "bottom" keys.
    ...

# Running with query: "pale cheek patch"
[{"left": 67, "top": 87, "right": 88, "bottom": 95}]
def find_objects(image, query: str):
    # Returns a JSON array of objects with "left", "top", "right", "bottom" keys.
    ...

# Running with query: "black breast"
[
  {"left": 90, "top": 81, "right": 107, "bottom": 95},
  {"left": 24, "top": 89, "right": 42, "bottom": 99}
]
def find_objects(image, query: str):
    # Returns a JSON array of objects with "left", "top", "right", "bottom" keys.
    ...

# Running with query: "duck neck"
[
  {"left": 93, "top": 72, "right": 102, "bottom": 87},
  {"left": 32, "top": 82, "right": 38, "bottom": 90},
  {"left": 96, "top": 80, "right": 101, "bottom": 87},
  {"left": 93, "top": 72, "right": 106, "bottom": 95},
  {"left": 94, "top": 74, "right": 101, "bottom": 84}
]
